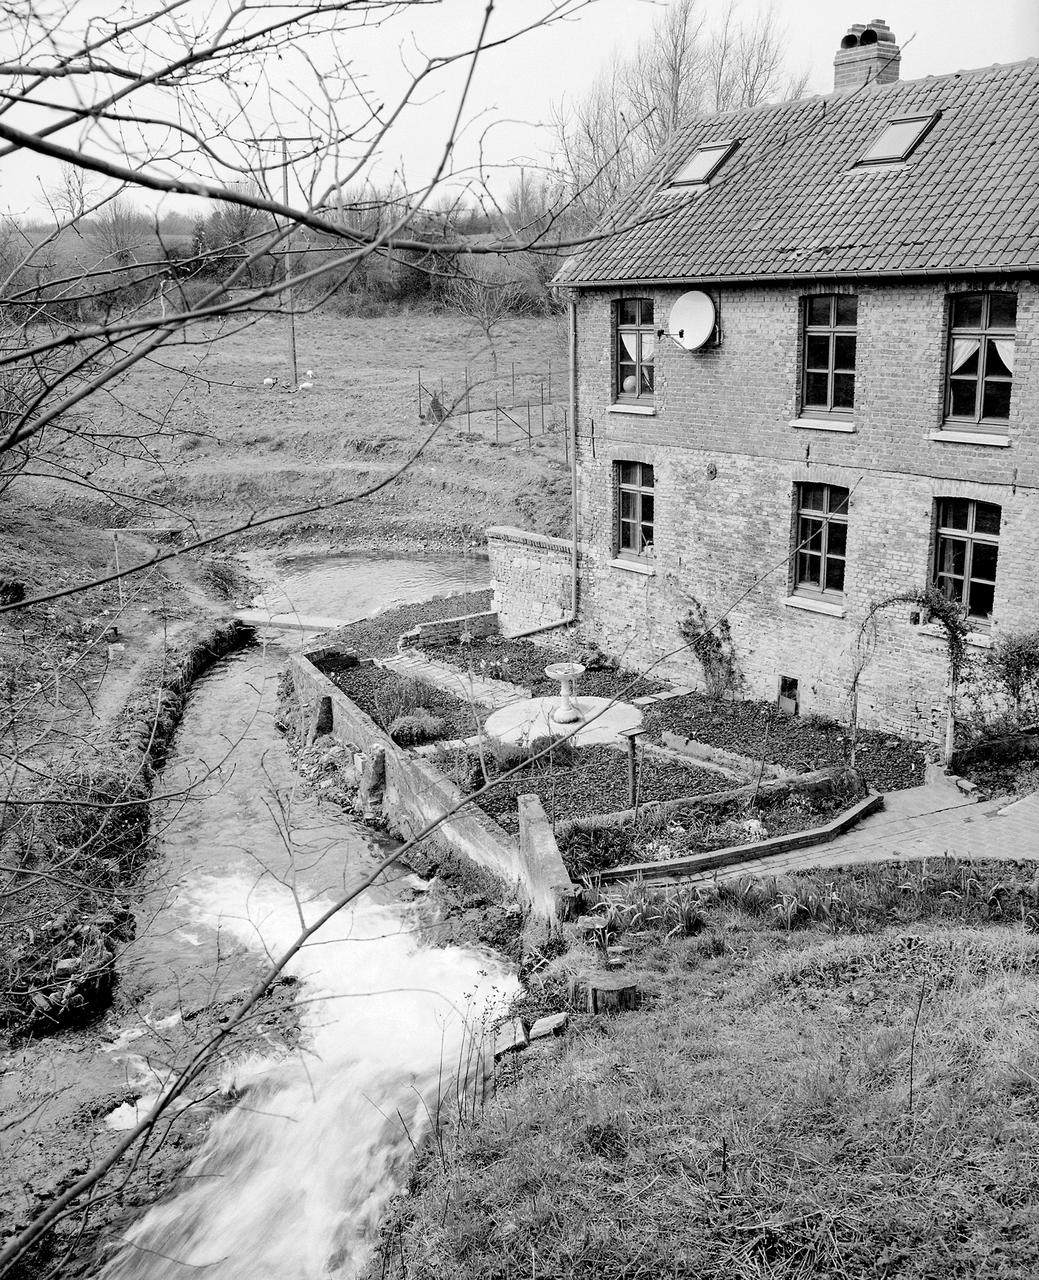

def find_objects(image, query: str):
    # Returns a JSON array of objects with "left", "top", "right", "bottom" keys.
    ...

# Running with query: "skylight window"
[
  {"left": 670, "top": 139, "right": 738, "bottom": 187},
  {"left": 858, "top": 111, "right": 940, "bottom": 164}
]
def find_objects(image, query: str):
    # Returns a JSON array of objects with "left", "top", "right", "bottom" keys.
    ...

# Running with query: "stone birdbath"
[{"left": 544, "top": 661, "right": 585, "bottom": 724}]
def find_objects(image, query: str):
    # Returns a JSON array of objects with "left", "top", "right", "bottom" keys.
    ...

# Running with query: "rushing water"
[{"left": 95, "top": 555, "right": 513, "bottom": 1278}]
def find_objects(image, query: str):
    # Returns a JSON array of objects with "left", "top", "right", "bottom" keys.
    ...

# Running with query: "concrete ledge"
[
  {"left": 661, "top": 730, "right": 789, "bottom": 779},
  {"left": 487, "top": 526, "right": 573, "bottom": 555},
  {"left": 518, "top": 793, "right": 578, "bottom": 923},
  {"left": 596, "top": 792, "right": 885, "bottom": 884}
]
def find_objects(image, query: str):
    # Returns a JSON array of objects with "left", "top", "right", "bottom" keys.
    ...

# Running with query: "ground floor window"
[
  {"left": 932, "top": 497, "right": 1000, "bottom": 624},
  {"left": 794, "top": 483, "right": 848, "bottom": 597},
  {"left": 616, "top": 461, "right": 654, "bottom": 558}
]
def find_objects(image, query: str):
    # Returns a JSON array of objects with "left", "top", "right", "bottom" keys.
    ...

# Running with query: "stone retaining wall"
[
  {"left": 487, "top": 525, "right": 573, "bottom": 635},
  {"left": 288, "top": 651, "right": 572, "bottom": 922},
  {"left": 398, "top": 609, "right": 499, "bottom": 650}
]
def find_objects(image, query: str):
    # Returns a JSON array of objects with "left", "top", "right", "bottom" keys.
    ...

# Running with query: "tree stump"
[{"left": 569, "top": 973, "right": 639, "bottom": 1015}]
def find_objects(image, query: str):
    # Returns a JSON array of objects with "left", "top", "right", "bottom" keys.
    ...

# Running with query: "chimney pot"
[{"left": 834, "top": 17, "right": 900, "bottom": 92}]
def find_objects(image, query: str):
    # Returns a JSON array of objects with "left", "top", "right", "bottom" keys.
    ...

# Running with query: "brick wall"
[
  {"left": 524, "top": 277, "right": 1039, "bottom": 741},
  {"left": 488, "top": 526, "right": 573, "bottom": 635}
]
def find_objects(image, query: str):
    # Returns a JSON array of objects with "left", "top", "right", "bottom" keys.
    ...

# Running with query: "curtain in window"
[
  {"left": 950, "top": 337, "right": 980, "bottom": 371},
  {"left": 993, "top": 339, "right": 1015, "bottom": 373}
]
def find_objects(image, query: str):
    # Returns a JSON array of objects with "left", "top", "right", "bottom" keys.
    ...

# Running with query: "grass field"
[
  {"left": 373, "top": 862, "right": 1039, "bottom": 1280},
  {"left": 89, "top": 306, "right": 571, "bottom": 546}
]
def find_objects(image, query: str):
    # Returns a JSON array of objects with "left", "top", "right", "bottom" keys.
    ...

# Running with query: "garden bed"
[
  {"left": 434, "top": 742, "right": 721, "bottom": 837},
  {"left": 322, "top": 588, "right": 493, "bottom": 660},
  {"left": 643, "top": 692, "right": 929, "bottom": 792},
  {"left": 422, "top": 635, "right": 666, "bottom": 702},
  {"left": 320, "top": 664, "right": 480, "bottom": 743}
]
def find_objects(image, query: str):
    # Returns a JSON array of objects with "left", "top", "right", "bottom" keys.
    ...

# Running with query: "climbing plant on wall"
[{"left": 673, "top": 591, "right": 743, "bottom": 701}]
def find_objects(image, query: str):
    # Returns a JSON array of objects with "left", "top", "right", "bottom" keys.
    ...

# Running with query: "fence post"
[
  {"left": 417, "top": 367, "right": 422, "bottom": 417},
  {"left": 563, "top": 408, "right": 568, "bottom": 465},
  {"left": 548, "top": 361, "right": 552, "bottom": 404},
  {"left": 466, "top": 369, "right": 471, "bottom": 435},
  {"left": 511, "top": 360, "right": 516, "bottom": 400},
  {"left": 526, "top": 400, "right": 531, "bottom": 448},
  {"left": 494, "top": 389, "right": 499, "bottom": 445},
  {"left": 540, "top": 381, "right": 545, "bottom": 432}
]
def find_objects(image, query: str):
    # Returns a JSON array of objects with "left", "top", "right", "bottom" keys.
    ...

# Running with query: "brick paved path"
[
  {"left": 697, "top": 771, "right": 1039, "bottom": 883},
  {"left": 377, "top": 650, "right": 530, "bottom": 712}
]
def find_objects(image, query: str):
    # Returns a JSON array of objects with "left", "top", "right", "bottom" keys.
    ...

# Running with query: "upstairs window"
[
  {"left": 945, "top": 292, "right": 1016, "bottom": 427},
  {"left": 615, "top": 298, "right": 655, "bottom": 403},
  {"left": 670, "top": 140, "right": 739, "bottom": 187},
  {"left": 616, "top": 461, "right": 654, "bottom": 559},
  {"left": 794, "top": 483, "right": 849, "bottom": 598},
  {"left": 802, "top": 295, "right": 857, "bottom": 415},
  {"left": 932, "top": 498, "right": 1000, "bottom": 625},
  {"left": 858, "top": 112, "right": 940, "bottom": 164}
]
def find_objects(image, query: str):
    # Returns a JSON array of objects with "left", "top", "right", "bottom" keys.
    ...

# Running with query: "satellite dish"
[{"left": 667, "top": 291, "right": 716, "bottom": 350}]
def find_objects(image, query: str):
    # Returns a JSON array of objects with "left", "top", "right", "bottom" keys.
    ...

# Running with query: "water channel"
[{"left": 94, "top": 550, "right": 512, "bottom": 1278}]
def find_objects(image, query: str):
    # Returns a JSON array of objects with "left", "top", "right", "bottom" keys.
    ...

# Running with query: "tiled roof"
[{"left": 558, "top": 58, "right": 1039, "bottom": 287}]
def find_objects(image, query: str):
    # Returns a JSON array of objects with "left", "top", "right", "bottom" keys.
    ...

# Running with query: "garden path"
[
  {"left": 378, "top": 649, "right": 531, "bottom": 711},
  {"left": 696, "top": 771, "right": 1039, "bottom": 882}
]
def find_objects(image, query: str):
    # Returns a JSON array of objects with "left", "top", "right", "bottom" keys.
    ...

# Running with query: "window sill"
[
  {"left": 930, "top": 429, "right": 1010, "bottom": 447},
  {"left": 790, "top": 416, "right": 856, "bottom": 433},
  {"left": 917, "top": 622, "right": 993, "bottom": 649},
  {"left": 609, "top": 403, "right": 656, "bottom": 416},
  {"left": 609, "top": 556, "right": 656, "bottom": 576},
  {"left": 782, "top": 595, "right": 846, "bottom": 619}
]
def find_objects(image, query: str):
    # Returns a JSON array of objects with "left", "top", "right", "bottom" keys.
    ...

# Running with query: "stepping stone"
[{"left": 529, "top": 1012, "right": 568, "bottom": 1041}]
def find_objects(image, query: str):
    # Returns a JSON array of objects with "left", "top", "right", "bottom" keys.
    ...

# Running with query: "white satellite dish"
[{"left": 667, "top": 290, "right": 716, "bottom": 350}]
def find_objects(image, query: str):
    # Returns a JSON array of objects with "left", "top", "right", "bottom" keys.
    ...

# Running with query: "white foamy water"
[{"left": 100, "top": 872, "right": 516, "bottom": 1279}]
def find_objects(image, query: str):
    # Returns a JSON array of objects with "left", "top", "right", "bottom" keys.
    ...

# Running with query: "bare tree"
[{"left": 47, "top": 161, "right": 99, "bottom": 221}]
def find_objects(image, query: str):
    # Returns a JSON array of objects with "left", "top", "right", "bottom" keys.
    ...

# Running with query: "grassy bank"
[{"left": 373, "top": 860, "right": 1039, "bottom": 1279}]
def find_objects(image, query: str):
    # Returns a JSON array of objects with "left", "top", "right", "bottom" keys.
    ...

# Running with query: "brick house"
[{"left": 489, "top": 21, "right": 1039, "bottom": 742}]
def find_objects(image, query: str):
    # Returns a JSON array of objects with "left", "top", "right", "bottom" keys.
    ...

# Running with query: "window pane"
[
  {"left": 640, "top": 523, "right": 653, "bottom": 550},
  {"left": 800, "top": 484, "right": 826, "bottom": 513},
  {"left": 619, "top": 520, "right": 637, "bottom": 551},
  {"left": 829, "top": 487, "right": 850, "bottom": 515},
  {"left": 828, "top": 521, "right": 847, "bottom": 556},
  {"left": 807, "top": 296, "right": 831, "bottom": 326},
  {"left": 974, "top": 502, "right": 1001, "bottom": 535},
  {"left": 640, "top": 495, "right": 654, "bottom": 524},
  {"left": 618, "top": 461, "right": 638, "bottom": 485},
  {"left": 640, "top": 365, "right": 654, "bottom": 394},
  {"left": 618, "top": 300, "right": 638, "bottom": 325},
  {"left": 936, "top": 535, "right": 967, "bottom": 576},
  {"left": 640, "top": 298, "right": 654, "bottom": 325},
  {"left": 620, "top": 490, "right": 635, "bottom": 518},
  {"left": 833, "top": 335, "right": 856, "bottom": 370},
  {"left": 641, "top": 464, "right": 654, "bottom": 488},
  {"left": 835, "top": 295, "right": 858, "bottom": 326},
  {"left": 619, "top": 332, "right": 638, "bottom": 361},
  {"left": 805, "top": 334, "right": 830, "bottom": 368},
  {"left": 800, "top": 516, "right": 824, "bottom": 553},
  {"left": 981, "top": 380, "right": 1011, "bottom": 419},
  {"left": 832, "top": 372, "right": 855, "bottom": 409},
  {"left": 949, "top": 378, "right": 978, "bottom": 417},
  {"left": 938, "top": 499, "right": 969, "bottom": 530},
  {"left": 972, "top": 541, "right": 998, "bottom": 581},
  {"left": 989, "top": 293, "right": 1017, "bottom": 329},
  {"left": 935, "top": 573, "right": 964, "bottom": 604},
  {"left": 952, "top": 294, "right": 984, "bottom": 328},
  {"left": 804, "top": 372, "right": 829, "bottom": 406},
  {"left": 968, "top": 580, "right": 994, "bottom": 619},
  {"left": 825, "top": 557, "right": 846, "bottom": 592},
  {"left": 986, "top": 341, "right": 1013, "bottom": 378},
  {"left": 797, "top": 552, "right": 822, "bottom": 588}
]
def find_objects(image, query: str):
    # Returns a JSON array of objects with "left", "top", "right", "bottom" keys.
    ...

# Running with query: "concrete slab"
[
  {"left": 483, "top": 696, "right": 643, "bottom": 748},
  {"left": 235, "top": 608, "right": 348, "bottom": 633}
]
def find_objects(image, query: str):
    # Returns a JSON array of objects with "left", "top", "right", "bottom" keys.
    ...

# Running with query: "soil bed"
[
  {"left": 562, "top": 786, "right": 855, "bottom": 876},
  {"left": 321, "top": 663, "right": 481, "bottom": 742},
  {"left": 322, "top": 588, "right": 492, "bottom": 661},
  {"left": 643, "top": 692, "right": 929, "bottom": 792},
  {"left": 436, "top": 744, "right": 721, "bottom": 837},
  {"left": 425, "top": 635, "right": 666, "bottom": 701}
]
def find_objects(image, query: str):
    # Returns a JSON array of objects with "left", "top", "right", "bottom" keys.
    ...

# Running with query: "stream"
[{"left": 90, "top": 551, "right": 513, "bottom": 1277}]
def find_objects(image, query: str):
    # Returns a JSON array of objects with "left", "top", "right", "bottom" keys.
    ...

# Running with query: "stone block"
[
  {"left": 529, "top": 1012, "right": 568, "bottom": 1041},
  {"left": 494, "top": 1017, "right": 529, "bottom": 1058}
]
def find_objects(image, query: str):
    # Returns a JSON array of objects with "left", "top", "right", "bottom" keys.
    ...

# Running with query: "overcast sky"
[{"left": 6, "top": 0, "right": 1038, "bottom": 219}]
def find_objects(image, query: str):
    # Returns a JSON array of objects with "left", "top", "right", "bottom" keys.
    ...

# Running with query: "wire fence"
[{"left": 416, "top": 361, "right": 570, "bottom": 462}]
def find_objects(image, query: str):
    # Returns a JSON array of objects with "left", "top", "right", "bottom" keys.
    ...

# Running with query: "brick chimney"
[{"left": 833, "top": 18, "right": 901, "bottom": 92}]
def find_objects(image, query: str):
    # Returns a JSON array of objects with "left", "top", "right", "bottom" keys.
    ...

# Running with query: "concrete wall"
[
  {"left": 488, "top": 526, "right": 572, "bottom": 636},
  {"left": 496, "top": 278, "right": 1039, "bottom": 741},
  {"left": 288, "top": 652, "right": 571, "bottom": 920},
  {"left": 399, "top": 609, "right": 499, "bottom": 649}
]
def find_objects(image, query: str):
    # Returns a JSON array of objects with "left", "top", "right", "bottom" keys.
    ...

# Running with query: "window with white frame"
[
  {"left": 615, "top": 299, "right": 655, "bottom": 403},
  {"left": 945, "top": 293, "right": 1016, "bottom": 428}
]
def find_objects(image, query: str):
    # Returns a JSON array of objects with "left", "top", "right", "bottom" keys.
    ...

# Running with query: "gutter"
[
  {"left": 564, "top": 264, "right": 1039, "bottom": 290},
  {"left": 511, "top": 294, "right": 580, "bottom": 640}
]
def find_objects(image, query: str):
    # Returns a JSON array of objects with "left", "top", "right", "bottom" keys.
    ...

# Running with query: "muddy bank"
[{"left": 0, "top": 618, "right": 254, "bottom": 1037}]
